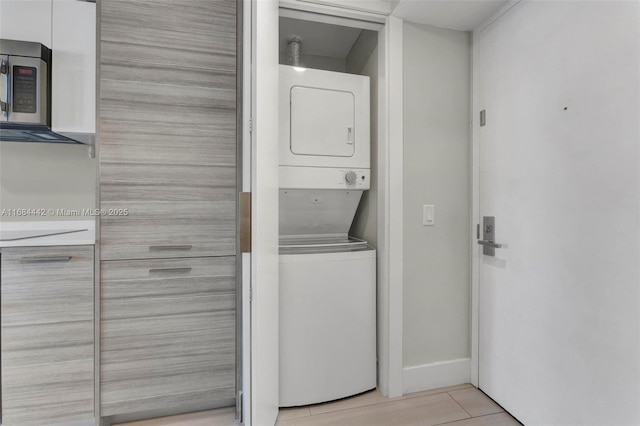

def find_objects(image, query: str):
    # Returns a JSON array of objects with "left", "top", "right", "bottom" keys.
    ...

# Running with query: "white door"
[
  {"left": 477, "top": 2, "right": 640, "bottom": 425},
  {"left": 249, "top": 0, "right": 280, "bottom": 425}
]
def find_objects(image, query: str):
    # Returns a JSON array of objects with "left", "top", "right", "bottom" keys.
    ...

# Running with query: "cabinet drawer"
[
  {"left": 1, "top": 245, "right": 95, "bottom": 426},
  {"left": 100, "top": 199, "right": 235, "bottom": 260},
  {"left": 100, "top": 257, "right": 236, "bottom": 416}
]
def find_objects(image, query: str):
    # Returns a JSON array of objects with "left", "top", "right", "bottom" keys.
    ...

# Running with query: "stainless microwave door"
[
  {"left": 6, "top": 55, "right": 48, "bottom": 125},
  {"left": 0, "top": 54, "right": 7, "bottom": 122}
]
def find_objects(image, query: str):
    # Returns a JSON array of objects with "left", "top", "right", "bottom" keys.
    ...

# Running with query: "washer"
[
  {"left": 278, "top": 65, "right": 376, "bottom": 407},
  {"left": 279, "top": 243, "right": 376, "bottom": 407}
]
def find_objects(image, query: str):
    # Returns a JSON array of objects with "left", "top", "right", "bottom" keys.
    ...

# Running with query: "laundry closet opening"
[{"left": 277, "top": 10, "right": 382, "bottom": 407}]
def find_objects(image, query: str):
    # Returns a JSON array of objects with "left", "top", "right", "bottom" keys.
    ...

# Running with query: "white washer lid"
[{"left": 279, "top": 189, "right": 363, "bottom": 238}]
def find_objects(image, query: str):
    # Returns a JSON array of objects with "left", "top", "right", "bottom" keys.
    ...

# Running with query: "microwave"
[
  {"left": 0, "top": 39, "right": 81, "bottom": 144},
  {"left": 1, "top": 39, "right": 50, "bottom": 125}
]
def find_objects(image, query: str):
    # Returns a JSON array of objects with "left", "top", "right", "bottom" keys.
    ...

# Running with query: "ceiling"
[
  {"left": 391, "top": 0, "right": 509, "bottom": 31},
  {"left": 279, "top": 17, "right": 363, "bottom": 58},
  {"left": 278, "top": 0, "right": 508, "bottom": 58}
]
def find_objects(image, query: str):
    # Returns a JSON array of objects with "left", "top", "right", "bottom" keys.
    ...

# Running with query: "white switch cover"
[{"left": 423, "top": 204, "right": 435, "bottom": 226}]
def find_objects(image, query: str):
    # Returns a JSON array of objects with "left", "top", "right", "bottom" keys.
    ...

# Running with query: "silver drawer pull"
[
  {"left": 149, "top": 245, "right": 193, "bottom": 251},
  {"left": 20, "top": 256, "right": 72, "bottom": 263},
  {"left": 477, "top": 240, "right": 502, "bottom": 249},
  {"left": 149, "top": 267, "right": 192, "bottom": 274}
]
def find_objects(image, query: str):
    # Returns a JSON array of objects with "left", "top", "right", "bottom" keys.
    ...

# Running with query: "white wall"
[
  {"left": 0, "top": 142, "right": 96, "bottom": 221},
  {"left": 278, "top": 52, "right": 347, "bottom": 72},
  {"left": 348, "top": 30, "right": 378, "bottom": 247},
  {"left": 402, "top": 22, "right": 471, "bottom": 377}
]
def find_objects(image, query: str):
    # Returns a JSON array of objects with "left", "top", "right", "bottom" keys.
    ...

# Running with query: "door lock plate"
[{"left": 482, "top": 216, "right": 496, "bottom": 256}]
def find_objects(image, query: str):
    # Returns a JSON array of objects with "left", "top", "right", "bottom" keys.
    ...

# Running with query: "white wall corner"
[
  {"left": 403, "top": 358, "right": 471, "bottom": 394},
  {"left": 472, "top": 0, "right": 522, "bottom": 33}
]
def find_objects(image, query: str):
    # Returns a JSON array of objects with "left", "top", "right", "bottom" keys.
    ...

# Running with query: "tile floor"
[{"left": 116, "top": 384, "right": 521, "bottom": 426}]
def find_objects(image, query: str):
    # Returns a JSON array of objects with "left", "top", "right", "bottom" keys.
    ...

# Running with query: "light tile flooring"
[{"left": 116, "top": 384, "right": 521, "bottom": 426}]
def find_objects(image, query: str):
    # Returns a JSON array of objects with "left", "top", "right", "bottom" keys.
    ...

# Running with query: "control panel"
[
  {"left": 280, "top": 166, "right": 371, "bottom": 190},
  {"left": 340, "top": 169, "right": 368, "bottom": 188},
  {"left": 13, "top": 65, "right": 38, "bottom": 114}
]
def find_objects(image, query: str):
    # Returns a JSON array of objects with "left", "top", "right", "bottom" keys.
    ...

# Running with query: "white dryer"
[
  {"left": 278, "top": 65, "right": 376, "bottom": 407},
  {"left": 279, "top": 65, "right": 371, "bottom": 190}
]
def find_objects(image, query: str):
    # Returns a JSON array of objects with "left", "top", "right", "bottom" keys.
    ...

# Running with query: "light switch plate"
[{"left": 423, "top": 204, "right": 435, "bottom": 226}]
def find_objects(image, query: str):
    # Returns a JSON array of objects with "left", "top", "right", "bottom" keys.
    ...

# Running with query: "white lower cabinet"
[{"left": 0, "top": 245, "right": 95, "bottom": 426}]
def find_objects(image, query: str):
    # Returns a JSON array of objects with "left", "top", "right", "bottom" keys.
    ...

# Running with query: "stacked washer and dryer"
[{"left": 278, "top": 64, "right": 377, "bottom": 407}]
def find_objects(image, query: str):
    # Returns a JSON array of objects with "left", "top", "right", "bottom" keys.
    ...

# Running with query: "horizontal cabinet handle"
[
  {"left": 149, "top": 245, "right": 193, "bottom": 251},
  {"left": 149, "top": 267, "right": 192, "bottom": 274},
  {"left": 20, "top": 256, "right": 72, "bottom": 263}
]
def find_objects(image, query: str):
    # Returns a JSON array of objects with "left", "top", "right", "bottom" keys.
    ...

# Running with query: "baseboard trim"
[
  {"left": 103, "top": 399, "right": 235, "bottom": 425},
  {"left": 403, "top": 358, "right": 471, "bottom": 394},
  {"left": 50, "top": 419, "right": 96, "bottom": 426}
]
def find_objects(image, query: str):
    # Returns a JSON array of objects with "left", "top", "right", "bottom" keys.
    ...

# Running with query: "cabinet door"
[
  {"left": 0, "top": 245, "right": 94, "bottom": 426},
  {"left": 99, "top": 0, "right": 237, "bottom": 261},
  {"left": 0, "top": 0, "right": 52, "bottom": 46},
  {"left": 51, "top": 0, "right": 96, "bottom": 133},
  {"left": 99, "top": 158, "right": 236, "bottom": 261},
  {"left": 100, "top": 257, "right": 235, "bottom": 416}
]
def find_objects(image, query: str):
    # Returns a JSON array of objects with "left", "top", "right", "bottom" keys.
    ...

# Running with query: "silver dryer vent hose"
[{"left": 287, "top": 36, "right": 302, "bottom": 67}]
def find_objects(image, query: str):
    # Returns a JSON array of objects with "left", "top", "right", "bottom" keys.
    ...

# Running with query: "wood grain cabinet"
[
  {"left": 99, "top": 160, "right": 236, "bottom": 261},
  {"left": 0, "top": 245, "right": 95, "bottom": 426},
  {"left": 99, "top": 0, "right": 237, "bottom": 261},
  {"left": 98, "top": 0, "right": 239, "bottom": 418},
  {"left": 100, "top": 257, "right": 235, "bottom": 416}
]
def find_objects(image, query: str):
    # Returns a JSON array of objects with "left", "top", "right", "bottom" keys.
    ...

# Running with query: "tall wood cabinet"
[{"left": 98, "top": 0, "right": 238, "bottom": 417}]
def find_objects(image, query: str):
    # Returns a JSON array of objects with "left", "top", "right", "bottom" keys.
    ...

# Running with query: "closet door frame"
[{"left": 242, "top": 4, "right": 405, "bottom": 425}]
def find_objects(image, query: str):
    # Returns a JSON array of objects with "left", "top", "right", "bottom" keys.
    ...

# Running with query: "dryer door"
[{"left": 290, "top": 86, "right": 355, "bottom": 157}]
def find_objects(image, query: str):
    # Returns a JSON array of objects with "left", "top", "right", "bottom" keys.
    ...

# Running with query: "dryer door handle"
[{"left": 347, "top": 126, "right": 354, "bottom": 145}]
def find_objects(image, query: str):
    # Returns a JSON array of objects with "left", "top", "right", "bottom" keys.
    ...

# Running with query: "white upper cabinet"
[
  {"left": 51, "top": 0, "right": 96, "bottom": 134},
  {"left": 0, "top": 0, "right": 96, "bottom": 134},
  {"left": 0, "top": 0, "right": 52, "bottom": 45}
]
